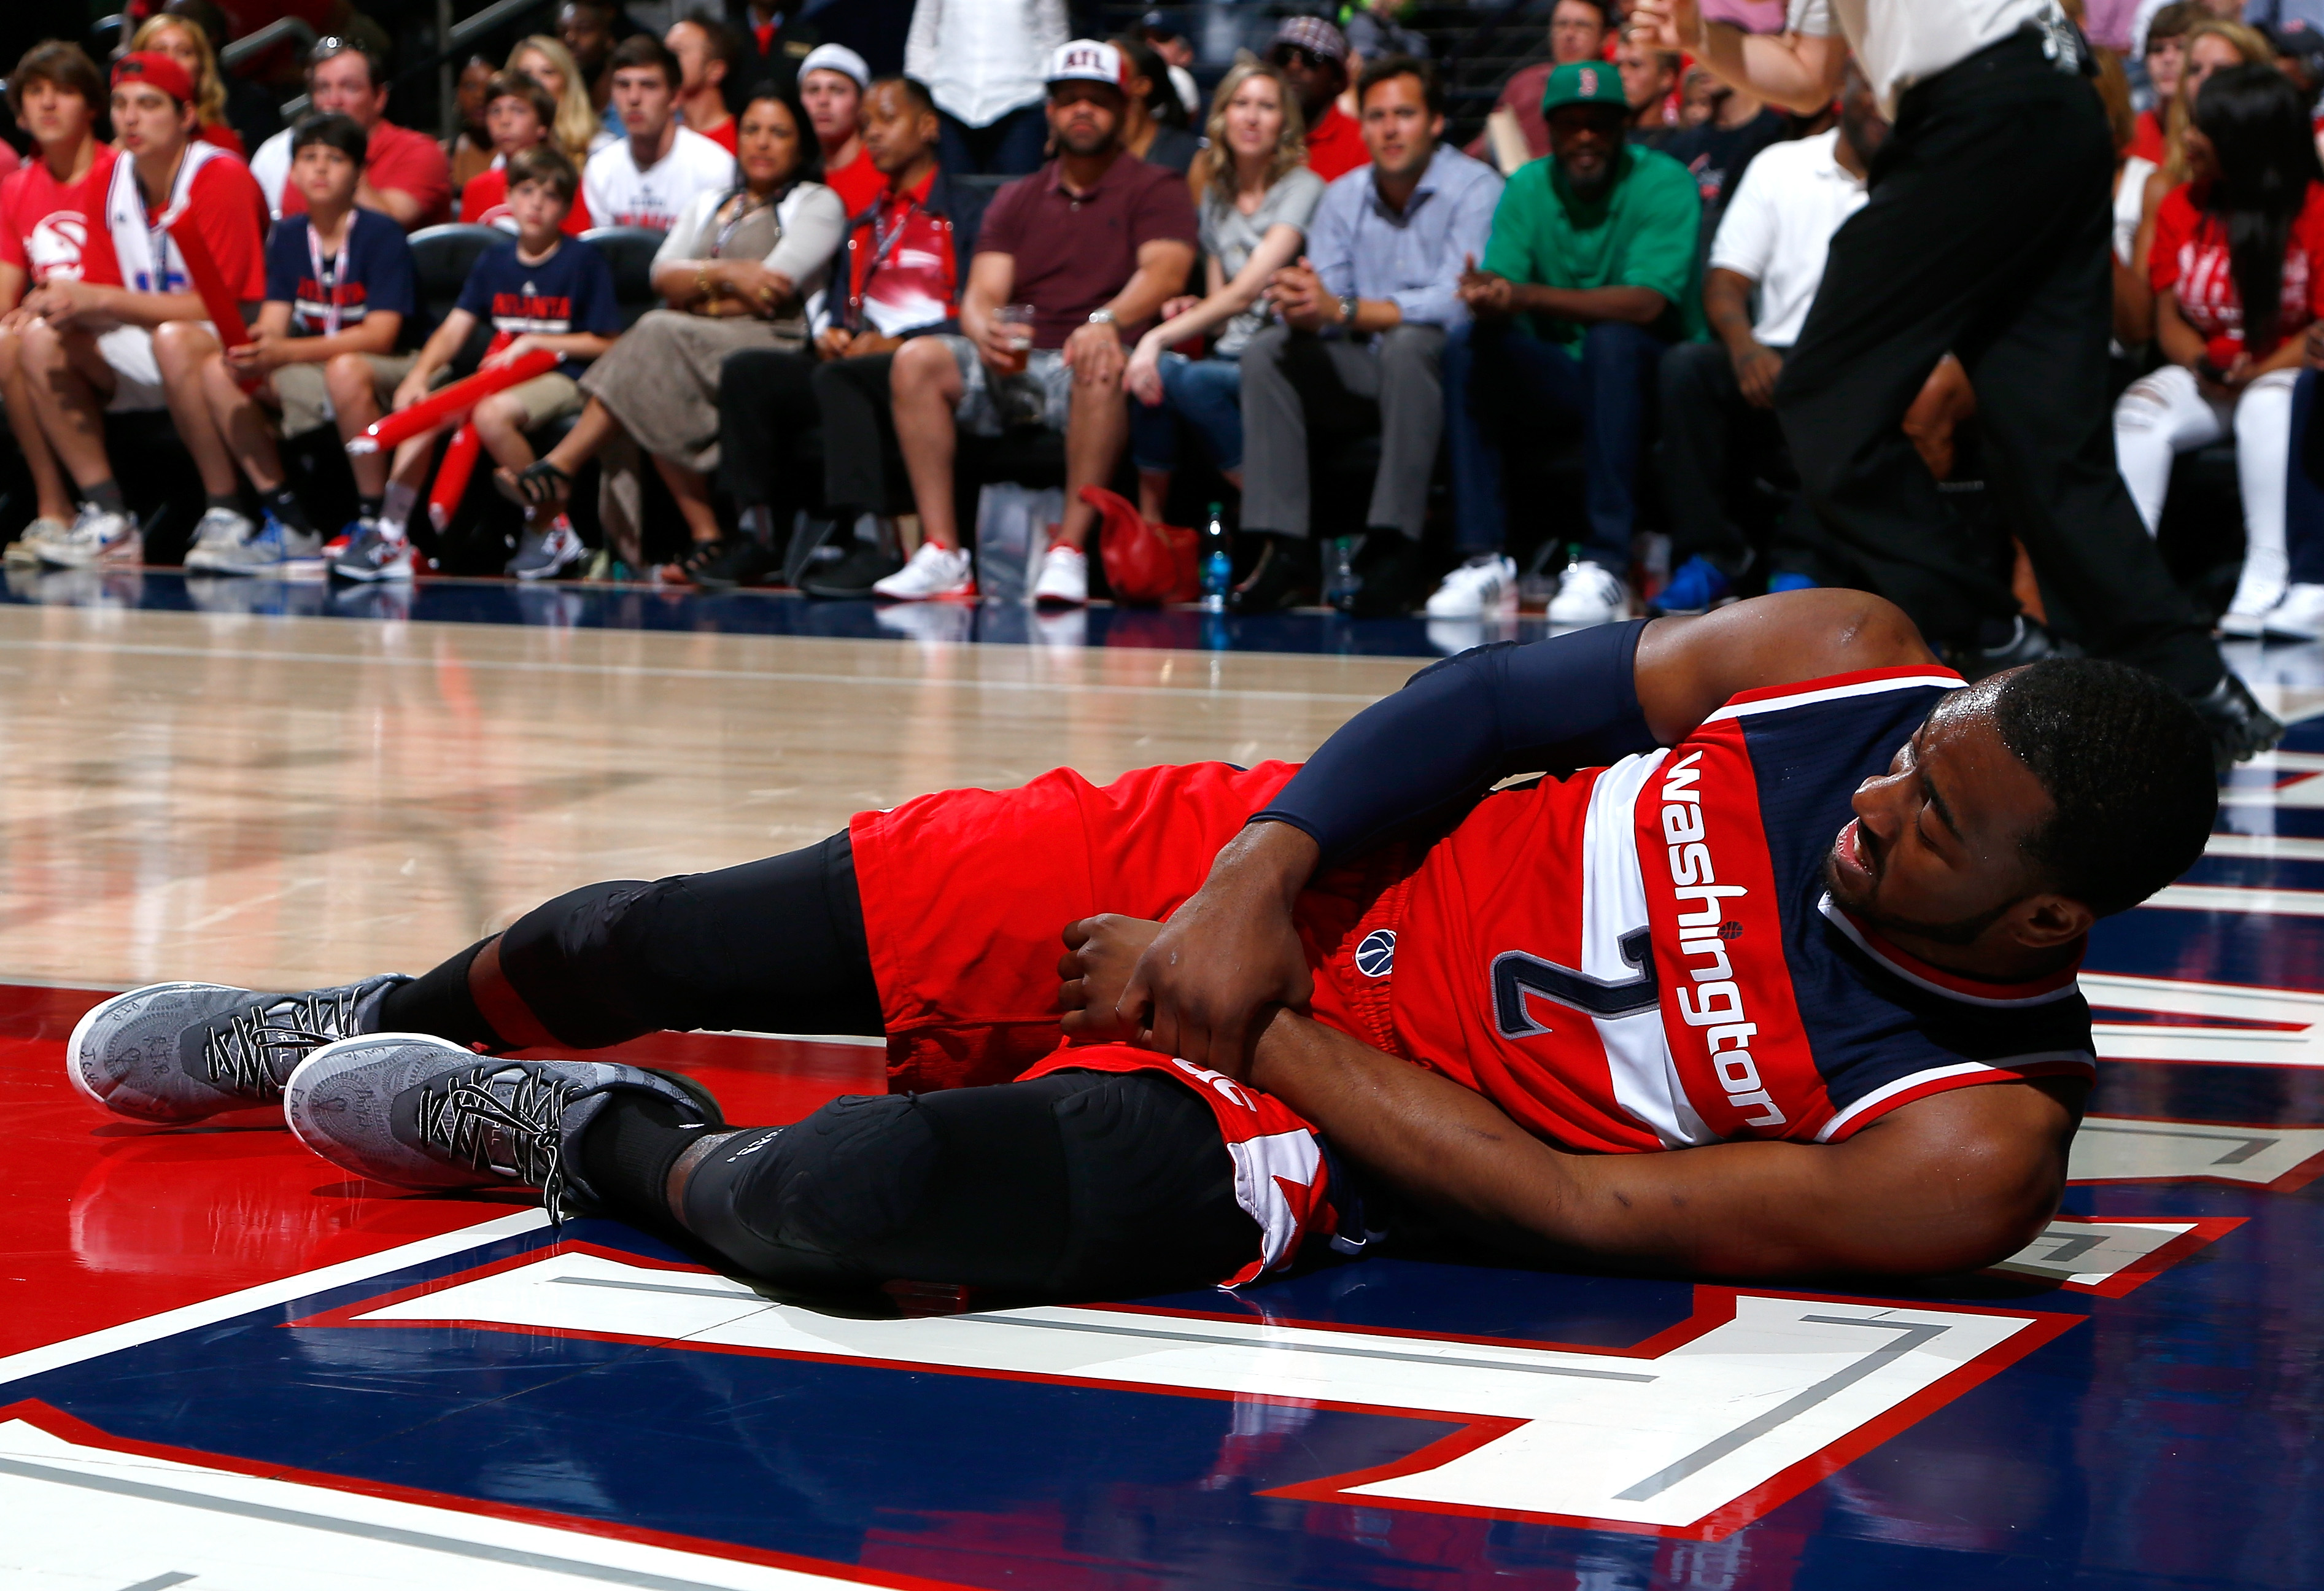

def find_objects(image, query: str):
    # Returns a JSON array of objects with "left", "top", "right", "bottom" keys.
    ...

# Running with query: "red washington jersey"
[{"left": 1365, "top": 667, "right": 2097, "bottom": 1153}]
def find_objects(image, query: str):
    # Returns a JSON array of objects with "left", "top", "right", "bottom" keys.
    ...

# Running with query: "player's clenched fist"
[{"left": 1058, "top": 914, "right": 1163, "bottom": 1044}]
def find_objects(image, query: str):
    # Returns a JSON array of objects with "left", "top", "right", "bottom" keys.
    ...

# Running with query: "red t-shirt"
[
  {"left": 2129, "top": 107, "right": 2165, "bottom": 166},
  {"left": 0, "top": 144, "right": 122, "bottom": 287},
  {"left": 825, "top": 145, "right": 884, "bottom": 219},
  {"left": 1304, "top": 103, "right": 1370, "bottom": 182},
  {"left": 2151, "top": 179, "right": 2324, "bottom": 360},
  {"left": 282, "top": 117, "right": 451, "bottom": 228},
  {"left": 0, "top": 144, "right": 18, "bottom": 183},
  {"left": 458, "top": 164, "right": 593, "bottom": 234},
  {"left": 196, "top": 123, "right": 245, "bottom": 158},
  {"left": 975, "top": 152, "right": 1198, "bottom": 347},
  {"left": 692, "top": 115, "right": 738, "bottom": 154}
]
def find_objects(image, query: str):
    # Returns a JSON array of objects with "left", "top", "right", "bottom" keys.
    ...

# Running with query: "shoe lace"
[
  {"left": 202, "top": 986, "right": 364, "bottom": 1100},
  {"left": 412, "top": 1063, "right": 584, "bottom": 1219}
]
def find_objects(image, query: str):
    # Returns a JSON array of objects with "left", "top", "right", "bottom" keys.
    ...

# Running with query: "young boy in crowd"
[
  {"left": 459, "top": 71, "right": 593, "bottom": 234},
  {"left": 581, "top": 34, "right": 733, "bottom": 231},
  {"left": 0, "top": 42, "right": 117, "bottom": 565},
  {"left": 15, "top": 52, "right": 267, "bottom": 568},
  {"left": 341, "top": 144, "right": 617, "bottom": 582},
  {"left": 175, "top": 113, "right": 417, "bottom": 574}
]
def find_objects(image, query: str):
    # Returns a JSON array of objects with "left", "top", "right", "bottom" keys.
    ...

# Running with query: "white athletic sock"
[{"left": 379, "top": 483, "right": 417, "bottom": 543}]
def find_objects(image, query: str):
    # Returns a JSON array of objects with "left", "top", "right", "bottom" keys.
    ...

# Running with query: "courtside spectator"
[
  {"left": 906, "top": 0, "right": 1071, "bottom": 176},
  {"left": 501, "top": 86, "right": 843, "bottom": 583},
  {"left": 163, "top": 0, "right": 282, "bottom": 158},
  {"left": 0, "top": 42, "right": 114, "bottom": 566},
  {"left": 16, "top": 53, "right": 268, "bottom": 568},
  {"left": 250, "top": 40, "right": 452, "bottom": 230},
  {"left": 799, "top": 45, "right": 882, "bottom": 217},
  {"left": 177, "top": 114, "right": 416, "bottom": 574},
  {"left": 1115, "top": 36, "right": 1203, "bottom": 176},
  {"left": 667, "top": 17, "right": 742, "bottom": 153},
  {"left": 1657, "top": 68, "right": 1884, "bottom": 613},
  {"left": 2136, "top": 4, "right": 2202, "bottom": 162},
  {"left": 584, "top": 35, "right": 736, "bottom": 232},
  {"left": 1239, "top": 56, "right": 1500, "bottom": 617},
  {"left": 727, "top": 0, "right": 822, "bottom": 109},
  {"left": 1136, "top": 11, "right": 1204, "bottom": 118},
  {"left": 128, "top": 13, "right": 244, "bottom": 156},
  {"left": 1658, "top": 70, "right": 1788, "bottom": 225},
  {"left": 1617, "top": 38, "right": 1684, "bottom": 148},
  {"left": 1345, "top": 0, "right": 1431, "bottom": 79},
  {"left": 1473, "top": 0, "right": 1616, "bottom": 166},
  {"left": 1123, "top": 61, "right": 1322, "bottom": 522},
  {"left": 508, "top": 35, "right": 615, "bottom": 165},
  {"left": 460, "top": 72, "right": 594, "bottom": 234},
  {"left": 2115, "top": 64, "right": 2324, "bottom": 634},
  {"left": 1444, "top": 60, "right": 1696, "bottom": 625},
  {"left": 560, "top": 0, "right": 627, "bottom": 144},
  {"left": 881, "top": 40, "right": 1196, "bottom": 603},
  {"left": 447, "top": 55, "right": 498, "bottom": 192},
  {"left": 1270, "top": 17, "right": 1369, "bottom": 182},
  {"left": 352, "top": 145, "right": 617, "bottom": 583},
  {"left": 716, "top": 74, "right": 987, "bottom": 595}
]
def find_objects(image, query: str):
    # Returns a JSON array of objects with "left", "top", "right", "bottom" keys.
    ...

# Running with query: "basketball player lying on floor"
[{"left": 70, "top": 591, "right": 2218, "bottom": 1295}]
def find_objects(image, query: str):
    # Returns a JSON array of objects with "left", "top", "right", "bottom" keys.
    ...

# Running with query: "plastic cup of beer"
[{"left": 998, "top": 304, "right": 1037, "bottom": 374}]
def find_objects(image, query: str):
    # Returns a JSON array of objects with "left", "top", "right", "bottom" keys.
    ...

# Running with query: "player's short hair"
[
  {"left": 608, "top": 33, "right": 681, "bottom": 91},
  {"left": 291, "top": 110, "right": 368, "bottom": 166},
  {"left": 1989, "top": 657, "right": 2217, "bottom": 917},
  {"left": 1357, "top": 54, "right": 1442, "bottom": 116},
  {"left": 871, "top": 74, "right": 939, "bottom": 120},
  {"left": 486, "top": 68, "right": 558, "bottom": 128},
  {"left": 505, "top": 141, "right": 579, "bottom": 205},
  {"left": 7, "top": 41, "right": 105, "bottom": 119}
]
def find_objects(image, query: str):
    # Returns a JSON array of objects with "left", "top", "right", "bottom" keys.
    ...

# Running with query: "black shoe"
[
  {"left": 2191, "top": 670, "right": 2285, "bottom": 771},
  {"left": 1335, "top": 529, "right": 1428, "bottom": 619},
  {"left": 1950, "top": 614, "right": 2077, "bottom": 683},
  {"left": 691, "top": 536, "right": 779, "bottom": 590},
  {"left": 1227, "top": 534, "right": 1319, "bottom": 614},
  {"left": 801, "top": 538, "right": 905, "bottom": 598}
]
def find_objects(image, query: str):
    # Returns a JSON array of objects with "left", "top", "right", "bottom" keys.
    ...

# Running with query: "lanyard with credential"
[{"left": 306, "top": 220, "right": 353, "bottom": 337}]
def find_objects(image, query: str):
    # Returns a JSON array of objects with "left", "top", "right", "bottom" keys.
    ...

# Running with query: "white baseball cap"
[
  {"left": 798, "top": 42, "right": 870, "bottom": 89},
  {"left": 1045, "top": 39, "right": 1128, "bottom": 90}
]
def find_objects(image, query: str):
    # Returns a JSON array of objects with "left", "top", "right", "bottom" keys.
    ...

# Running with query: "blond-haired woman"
[
  {"left": 129, "top": 12, "right": 243, "bottom": 155},
  {"left": 1122, "top": 60, "right": 1320, "bottom": 520},
  {"left": 506, "top": 34, "right": 614, "bottom": 163}
]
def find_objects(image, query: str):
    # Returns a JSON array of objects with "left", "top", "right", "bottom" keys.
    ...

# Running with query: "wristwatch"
[
  {"left": 1086, "top": 308, "right": 1117, "bottom": 328},
  {"left": 1338, "top": 294, "right": 1358, "bottom": 327}
]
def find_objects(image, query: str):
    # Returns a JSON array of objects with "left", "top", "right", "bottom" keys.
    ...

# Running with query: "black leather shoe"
[
  {"left": 1228, "top": 534, "right": 1319, "bottom": 614},
  {"left": 691, "top": 536, "right": 780, "bottom": 590},
  {"left": 802, "top": 540, "right": 905, "bottom": 598},
  {"left": 1335, "top": 529, "right": 1428, "bottom": 619},
  {"left": 2191, "top": 670, "right": 2285, "bottom": 771},
  {"left": 1950, "top": 614, "right": 2077, "bottom": 683}
]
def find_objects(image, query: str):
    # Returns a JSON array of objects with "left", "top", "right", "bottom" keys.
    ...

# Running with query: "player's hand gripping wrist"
[{"left": 1116, "top": 821, "right": 1320, "bottom": 1077}]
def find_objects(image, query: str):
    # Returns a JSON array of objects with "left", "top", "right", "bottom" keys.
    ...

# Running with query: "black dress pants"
[
  {"left": 715, "top": 349, "right": 904, "bottom": 517},
  {"left": 1775, "top": 33, "right": 2223, "bottom": 695}
]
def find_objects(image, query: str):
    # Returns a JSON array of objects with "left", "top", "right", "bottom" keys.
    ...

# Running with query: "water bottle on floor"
[
  {"left": 1200, "top": 502, "right": 1231, "bottom": 612},
  {"left": 1324, "top": 535, "right": 1361, "bottom": 606}
]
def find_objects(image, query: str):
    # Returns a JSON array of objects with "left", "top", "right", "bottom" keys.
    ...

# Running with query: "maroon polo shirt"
[{"left": 974, "top": 150, "right": 1198, "bottom": 348}]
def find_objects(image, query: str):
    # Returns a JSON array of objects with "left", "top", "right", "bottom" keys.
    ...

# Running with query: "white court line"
[
  {"left": 2204, "top": 833, "right": 2324, "bottom": 861},
  {"left": 2144, "top": 883, "right": 2324, "bottom": 916}
]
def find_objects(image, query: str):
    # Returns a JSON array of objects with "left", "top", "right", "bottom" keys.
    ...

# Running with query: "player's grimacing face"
[{"left": 1826, "top": 692, "right": 2055, "bottom": 946}]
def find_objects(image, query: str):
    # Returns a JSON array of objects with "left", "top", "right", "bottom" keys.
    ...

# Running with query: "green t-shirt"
[{"left": 1479, "top": 144, "right": 1705, "bottom": 352}]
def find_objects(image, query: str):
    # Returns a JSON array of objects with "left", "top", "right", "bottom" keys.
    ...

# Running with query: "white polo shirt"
[
  {"left": 581, "top": 125, "right": 735, "bottom": 231},
  {"left": 1786, "top": 0, "right": 2062, "bottom": 118},
  {"left": 1705, "top": 128, "right": 1868, "bottom": 347}
]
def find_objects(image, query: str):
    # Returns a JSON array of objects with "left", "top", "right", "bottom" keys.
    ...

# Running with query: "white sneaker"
[
  {"left": 872, "top": 540, "right": 975, "bottom": 602},
  {"left": 5, "top": 516, "right": 69, "bottom": 565},
  {"left": 2261, "top": 582, "right": 2324, "bottom": 640},
  {"left": 1546, "top": 559, "right": 1629, "bottom": 627},
  {"left": 182, "top": 506, "right": 256, "bottom": 571},
  {"left": 1423, "top": 553, "right": 1519, "bottom": 619},
  {"left": 1031, "top": 543, "right": 1088, "bottom": 606},
  {"left": 38, "top": 502, "right": 138, "bottom": 568}
]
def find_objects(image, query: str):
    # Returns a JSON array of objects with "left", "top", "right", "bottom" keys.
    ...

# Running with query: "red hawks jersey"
[
  {"left": 0, "top": 145, "right": 122, "bottom": 287},
  {"left": 1368, "top": 667, "right": 2097, "bottom": 1153}
]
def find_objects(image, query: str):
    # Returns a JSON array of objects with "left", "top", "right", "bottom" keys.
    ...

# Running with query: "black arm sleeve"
[{"left": 1251, "top": 619, "right": 1660, "bottom": 867}]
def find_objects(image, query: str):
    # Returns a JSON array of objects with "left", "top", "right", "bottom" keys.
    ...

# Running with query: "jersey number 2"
[{"left": 1493, "top": 927, "right": 1659, "bottom": 1036}]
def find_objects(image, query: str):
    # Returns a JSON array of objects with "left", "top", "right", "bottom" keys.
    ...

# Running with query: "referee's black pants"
[{"left": 1775, "top": 33, "right": 2223, "bottom": 697}]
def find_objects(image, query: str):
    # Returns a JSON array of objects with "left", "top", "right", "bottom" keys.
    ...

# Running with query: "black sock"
[
  {"left": 576, "top": 1091, "right": 722, "bottom": 1229},
  {"left": 376, "top": 937, "right": 506, "bottom": 1050},
  {"left": 205, "top": 492, "right": 241, "bottom": 516},
  {"left": 83, "top": 480, "right": 127, "bottom": 517},
  {"left": 357, "top": 493, "right": 384, "bottom": 524},
  {"left": 264, "top": 486, "right": 314, "bottom": 535}
]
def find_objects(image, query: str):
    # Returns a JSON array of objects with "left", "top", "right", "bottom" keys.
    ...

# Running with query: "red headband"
[{"left": 113, "top": 52, "right": 196, "bottom": 107}]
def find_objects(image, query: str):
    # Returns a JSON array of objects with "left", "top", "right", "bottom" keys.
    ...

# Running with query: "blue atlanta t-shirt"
[
  {"left": 262, "top": 209, "right": 417, "bottom": 347},
  {"left": 454, "top": 236, "right": 621, "bottom": 366}
]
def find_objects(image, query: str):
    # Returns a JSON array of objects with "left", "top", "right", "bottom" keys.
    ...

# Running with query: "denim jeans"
[
  {"left": 1129, "top": 353, "right": 1247, "bottom": 474},
  {"left": 1445, "top": 317, "right": 1668, "bottom": 569}
]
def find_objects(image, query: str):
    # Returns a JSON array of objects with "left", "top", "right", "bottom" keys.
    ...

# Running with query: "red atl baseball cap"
[{"left": 112, "top": 52, "right": 196, "bottom": 106}]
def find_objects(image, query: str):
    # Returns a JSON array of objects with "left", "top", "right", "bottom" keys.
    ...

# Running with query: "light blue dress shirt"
[{"left": 1304, "top": 142, "right": 1505, "bottom": 332}]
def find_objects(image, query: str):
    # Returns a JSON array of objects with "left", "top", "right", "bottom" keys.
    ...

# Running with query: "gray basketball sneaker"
[
  {"left": 285, "top": 1034, "right": 723, "bottom": 1218},
  {"left": 68, "top": 976, "right": 409, "bottom": 1124}
]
